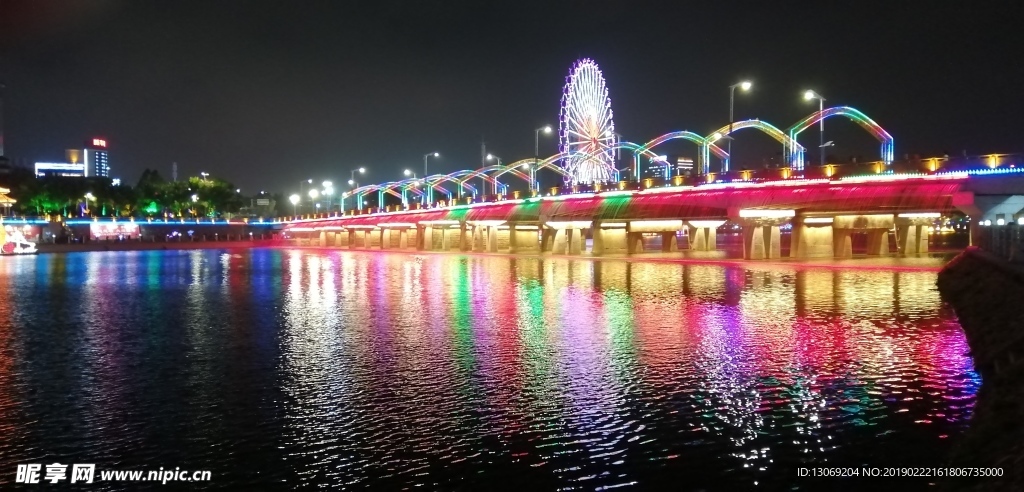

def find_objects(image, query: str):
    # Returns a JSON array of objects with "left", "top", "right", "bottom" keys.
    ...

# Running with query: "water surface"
[{"left": 0, "top": 249, "right": 977, "bottom": 489}]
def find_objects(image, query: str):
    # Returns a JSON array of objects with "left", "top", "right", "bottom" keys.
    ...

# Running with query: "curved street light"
[
  {"left": 804, "top": 90, "right": 827, "bottom": 167},
  {"left": 727, "top": 80, "right": 752, "bottom": 172},
  {"left": 532, "top": 125, "right": 553, "bottom": 191}
]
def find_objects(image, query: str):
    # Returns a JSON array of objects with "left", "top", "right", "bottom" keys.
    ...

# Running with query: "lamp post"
[
  {"left": 404, "top": 169, "right": 418, "bottom": 206},
  {"left": 533, "top": 125, "right": 552, "bottom": 191},
  {"left": 727, "top": 81, "right": 752, "bottom": 173},
  {"left": 322, "top": 180, "right": 333, "bottom": 212},
  {"left": 423, "top": 152, "right": 439, "bottom": 204},
  {"left": 200, "top": 172, "right": 209, "bottom": 182},
  {"left": 350, "top": 167, "right": 365, "bottom": 183},
  {"left": 308, "top": 188, "right": 319, "bottom": 215},
  {"left": 289, "top": 194, "right": 299, "bottom": 216},
  {"left": 486, "top": 153, "right": 501, "bottom": 196},
  {"left": 298, "top": 178, "right": 312, "bottom": 214},
  {"left": 804, "top": 90, "right": 826, "bottom": 167}
]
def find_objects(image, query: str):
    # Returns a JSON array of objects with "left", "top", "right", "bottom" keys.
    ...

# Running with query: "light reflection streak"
[{"left": 0, "top": 250, "right": 976, "bottom": 489}]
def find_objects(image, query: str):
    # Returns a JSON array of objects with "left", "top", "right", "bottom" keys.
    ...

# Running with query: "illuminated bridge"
[
  {"left": 280, "top": 165, "right": 1024, "bottom": 260},
  {"left": 279, "top": 57, "right": 1024, "bottom": 260}
]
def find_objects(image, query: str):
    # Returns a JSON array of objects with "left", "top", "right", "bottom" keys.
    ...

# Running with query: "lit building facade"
[
  {"left": 33, "top": 138, "right": 111, "bottom": 178},
  {"left": 85, "top": 138, "right": 110, "bottom": 178}
]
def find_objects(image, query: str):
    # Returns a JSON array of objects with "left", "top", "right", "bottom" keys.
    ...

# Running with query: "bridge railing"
[{"left": 976, "top": 223, "right": 1024, "bottom": 263}]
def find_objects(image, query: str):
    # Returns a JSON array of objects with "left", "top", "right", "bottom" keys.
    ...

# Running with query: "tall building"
[
  {"left": 34, "top": 138, "right": 112, "bottom": 178},
  {"left": 84, "top": 138, "right": 110, "bottom": 177}
]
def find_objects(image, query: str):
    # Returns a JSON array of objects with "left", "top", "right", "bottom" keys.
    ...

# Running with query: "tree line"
[{"left": 2, "top": 167, "right": 279, "bottom": 218}]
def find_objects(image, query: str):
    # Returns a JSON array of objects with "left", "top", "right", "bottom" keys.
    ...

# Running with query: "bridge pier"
[
  {"left": 834, "top": 214, "right": 894, "bottom": 257},
  {"left": 347, "top": 229, "right": 362, "bottom": 249},
  {"left": 741, "top": 220, "right": 783, "bottom": 260},
  {"left": 419, "top": 225, "right": 433, "bottom": 251},
  {"left": 378, "top": 229, "right": 391, "bottom": 249},
  {"left": 469, "top": 224, "right": 498, "bottom": 252},
  {"left": 591, "top": 223, "right": 627, "bottom": 255},
  {"left": 686, "top": 221, "right": 725, "bottom": 251},
  {"left": 509, "top": 224, "right": 540, "bottom": 253},
  {"left": 548, "top": 226, "right": 585, "bottom": 255},
  {"left": 472, "top": 225, "right": 498, "bottom": 252},
  {"left": 896, "top": 222, "right": 929, "bottom": 254},
  {"left": 661, "top": 232, "right": 679, "bottom": 252},
  {"left": 440, "top": 227, "right": 454, "bottom": 251},
  {"left": 791, "top": 217, "right": 834, "bottom": 258}
]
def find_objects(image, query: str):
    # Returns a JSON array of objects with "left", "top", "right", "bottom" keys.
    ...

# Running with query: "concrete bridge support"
[
  {"left": 741, "top": 221, "right": 783, "bottom": 260},
  {"left": 381, "top": 228, "right": 408, "bottom": 249},
  {"left": 459, "top": 223, "right": 471, "bottom": 251},
  {"left": 896, "top": 218, "right": 931, "bottom": 255},
  {"left": 336, "top": 230, "right": 350, "bottom": 248},
  {"left": 591, "top": 224, "right": 627, "bottom": 255},
  {"left": 791, "top": 218, "right": 835, "bottom": 258},
  {"left": 378, "top": 229, "right": 391, "bottom": 250},
  {"left": 440, "top": 227, "right": 456, "bottom": 251},
  {"left": 661, "top": 232, "right": 679, "bottom": 252},
  {"left": 419, "top": 226, "right": 433, "bottom": 251},
  {"left": 833, "top": 214, "right": 894, "bottom": 257},
  {"left": 626, "top": 232, "right": 643, "bottom": 254},
  {"left": 686, "top": 221, "right": 725, "bottom": 251},
  {"left": 473, "top": 225, "right": 497, "bottom": 252},
  {"left": 548, "top": 227, "right": 586, "bottom": 255},
  {"left": 509, "top": 225, "right": 540, "bottom": 253},
  {"left": 347, "top": 229, "right": 367, "bottom": 249}
]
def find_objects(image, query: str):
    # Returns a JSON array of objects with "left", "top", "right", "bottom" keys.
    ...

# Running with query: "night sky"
[{"left": 2, "top": 0, "right": 1022, "bottom": 193}]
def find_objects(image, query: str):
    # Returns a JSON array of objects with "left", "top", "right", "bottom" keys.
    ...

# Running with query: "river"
[{"left": 0, "top": 249, "right": 977, "bottom": 489}]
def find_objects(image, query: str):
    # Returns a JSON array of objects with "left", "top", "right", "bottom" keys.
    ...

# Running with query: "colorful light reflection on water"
[{"left": 0, "top": 250, "right": 978, "bottom": 489}]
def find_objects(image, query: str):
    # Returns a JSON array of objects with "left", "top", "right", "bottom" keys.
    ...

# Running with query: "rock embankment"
[{"left": 937, "top": 246, "right": 1024, "bottom": 491}]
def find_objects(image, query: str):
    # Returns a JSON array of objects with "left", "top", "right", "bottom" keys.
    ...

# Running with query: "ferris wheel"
[{"left": 559, "top": 59, "right": 617, "bottom": 185}]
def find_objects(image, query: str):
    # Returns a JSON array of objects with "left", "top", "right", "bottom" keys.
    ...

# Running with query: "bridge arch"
[
  {"left": 706, "top": 119, "right": 806, "bottom": 172},
  {"left": 427, "top": 174, "right": 478, "bottom": 197},
  {"left": 637, "top": 131, "right": 729, "bottom": 178},
  {"left": 788, "top": 106, "right": 894, "bottom": 166}
]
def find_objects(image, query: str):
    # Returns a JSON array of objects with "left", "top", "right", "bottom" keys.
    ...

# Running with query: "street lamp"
[
  {"left": 423, "top": 152, "right": 439, "bottom": 204},
  {"left": 423, "top": 152, "right": 439, "bottom": 177},
  {"left": 200, "top": 172, "right": 209, "bottom": 181},
  {"left": 289, "top": 194, "right": 300, "bottom": 216},
  {"left": 350, "top": 167, "right": 365, "bottom": 184},
  {"left": 804, "top": 90, "right": 826, "bottom": 167},
  {"left": 486, "top": 154, "right": 502, "bottom": 196},
  {"left": 727, "top": 81, "right": 752, "bottom": 173},
  {"left": 321, "top": 181, "right": 333, "bottom": 211},
  {"left": 404, "top": 170, "right": 419, "bottom": 206},
  {"left": 532, "top": 125, "right": 553, "bottom": 191}
]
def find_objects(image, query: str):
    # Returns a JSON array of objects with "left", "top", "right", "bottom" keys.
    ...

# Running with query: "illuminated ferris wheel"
[{"left": 559, "top": 59, "right": 617, "bottom": 185}]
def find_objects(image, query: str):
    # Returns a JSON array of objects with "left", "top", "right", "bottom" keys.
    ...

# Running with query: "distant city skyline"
[{"left": 2, "top": 1, "right": 1021, "bottom": 194}]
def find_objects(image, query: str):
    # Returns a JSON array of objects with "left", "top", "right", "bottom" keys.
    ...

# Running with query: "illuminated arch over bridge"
[
  {"left": 636, "top": 131, "right": 729, "bottom": 179},
  {"left": 788, "top": 106, "right": 894, "bottom": 167},
  {"left": 706, "top": 119, "right": 806, "bottom": 172}
]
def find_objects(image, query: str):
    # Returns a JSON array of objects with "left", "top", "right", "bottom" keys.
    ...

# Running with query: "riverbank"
[{"left": 937, "top": 247, "right": 1024, "bottom": 491}]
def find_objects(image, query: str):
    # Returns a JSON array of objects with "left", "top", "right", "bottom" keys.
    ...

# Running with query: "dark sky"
[{"left": 2, "top": 0, "right": 1022, "bottom": 193}]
